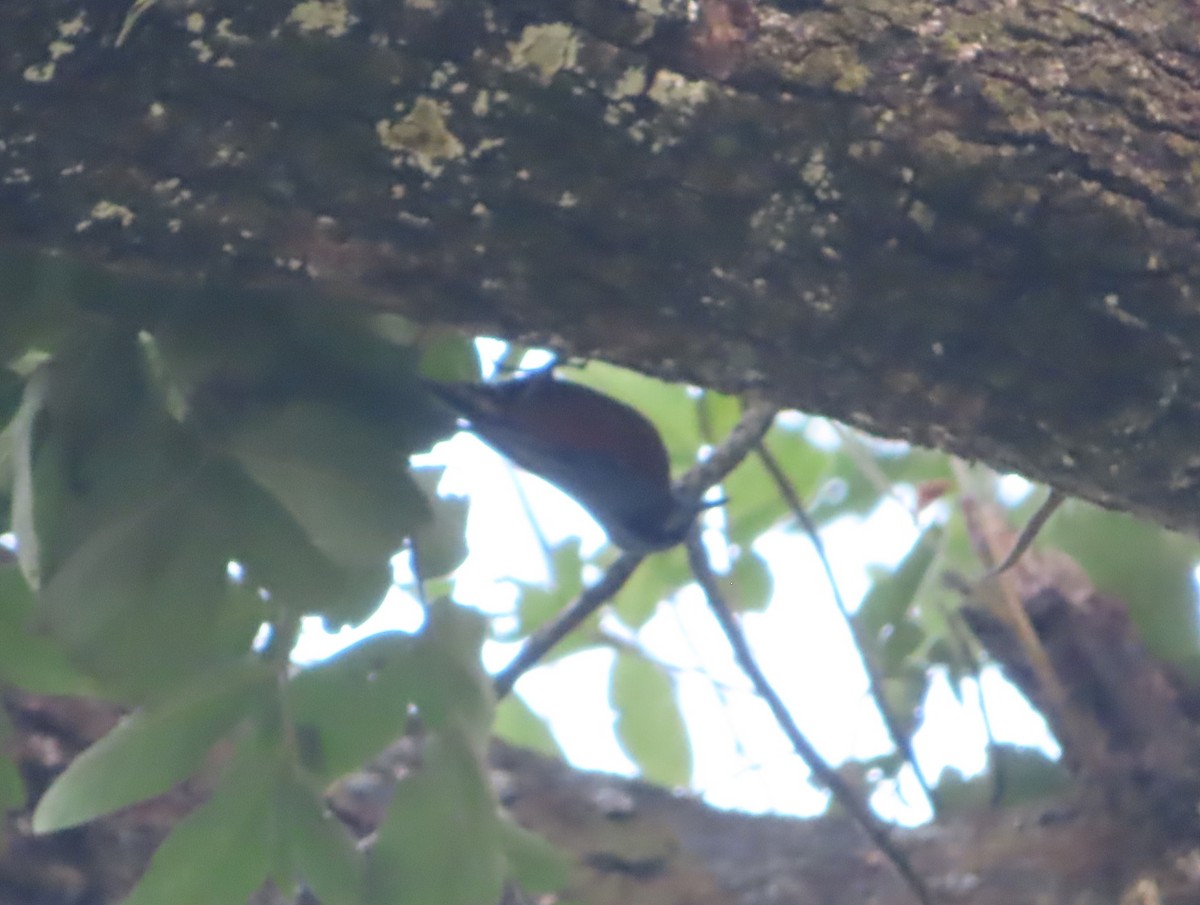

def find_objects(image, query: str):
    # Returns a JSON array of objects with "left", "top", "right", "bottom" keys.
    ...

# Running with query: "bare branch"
[
  {"left": 493, "top": 550, "right": 642, "bottom": 699},
  {"left": 755, "top": 441, "right": 940, "bottom": 815},
  {"left": 493, "top": 399, "right": 778, "bottom": 698},
  {"left": 983, "top": 489, "right": 1066, "bottom": 578},
  {"left": 685, "top": 528, "right": 933, "bottom": 905}
]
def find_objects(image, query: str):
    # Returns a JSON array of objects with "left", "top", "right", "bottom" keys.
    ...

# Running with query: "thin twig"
[
  {"left": 829, "top": 422, "right": 917, "bottom": 523},
  {"left": 956, "top": 483, "right": 1105, "bottom": 780},
  {"left": 594, "top": 626, "right": 754, "bottom": 696},
  {"left": 491, "top": 400, "right": 779, "bottom": 699},
  {"left": 983, "top": 488, "right": 1065, "bottom": 577},
  {"left": 755, "top": 443, "right": 940, "bottom": 815},
  {"left": 685, "top": 529, "right": 933, "bottom": 905},
  {"left": 493, "top": 551, "right": 642, "bottom": 699},
  {"left": 662, "top": 603, "right": 764, "bottom": 786},
  {"left": 676, "top": 400, "right": 780, "bottom": 498}
]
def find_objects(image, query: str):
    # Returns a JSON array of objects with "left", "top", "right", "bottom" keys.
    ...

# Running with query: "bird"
[{"left": 425, "top": 368, "right": 702, "bottom": 553}]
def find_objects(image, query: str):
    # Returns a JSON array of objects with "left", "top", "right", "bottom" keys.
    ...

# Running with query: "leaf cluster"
[{"left": 0, "top": 272, "right": 564, "bottom": 903}]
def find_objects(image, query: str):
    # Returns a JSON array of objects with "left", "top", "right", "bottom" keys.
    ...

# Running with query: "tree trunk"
[{"left": 5, "top": 0, "right": 1200, "bottom": 901}]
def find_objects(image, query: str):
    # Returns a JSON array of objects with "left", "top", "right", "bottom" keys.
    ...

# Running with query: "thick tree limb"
[{"left": 4, "top": 0, "right": 1200, "bottom": 537}]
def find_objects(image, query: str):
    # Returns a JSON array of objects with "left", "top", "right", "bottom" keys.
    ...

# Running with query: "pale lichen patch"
[
  {"left": 288, "top": 0, "right": 352, "bottom": 36},
  {"left": 610, "top": 67, "right": 647, "bottom": 99},
  {"left": 508, "top": 23, "right": 579, "bottom": 84},
  {"left": 470, "top": 136, "right": 505, "bottom": 159},
  {"left": 23, "top": 62, "right": 56, "bottom": 83},
  {"left": 377, "top": 97, "right": 465, "bottom": 175},
  {"left": 190, "top": 39, "right": 214, "bottom": 64},
  {"left": 77, "top": 200, "right": 136, "bottom": 231},
  {"left": 185, "top": 12, "right": 205, "bottom": 33},
  {"left": 647, "top": 69, "right": 711, "bottom": 110},
  {"left": 801, "top": 148, "right": 840, "bottom": 202},
  {"left": 908, "top": 200, "right": 935, "bottom": 232},
  {"left": 58, "top": 12, "right": 87, "bottom": 37},
  {"left": 214, "top": 18, "right": 250, "bottom": 42}
]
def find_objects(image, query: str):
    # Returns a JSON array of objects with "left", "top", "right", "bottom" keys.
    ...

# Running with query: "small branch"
[
  {"left": 982, "top": 489, "right": 1065, "bottom": 577},
  {"left": 492, "top": 399, "right": 779, "bottom": 699},
  {"left": 675, "top": 400, "right": 779, "bottom": 500},
  {"left": 829, "top": 422, "right": 917, "bottom": 523},
  {"left": 493, "top": 551, "right": 642, "bottom": 699},
  {"left": 685, "top": 529, "right": 933, "bottom": 905},
  {"left": 755, "top": 443, "right": 940, "bottom": 815},
  {"left": 959, "top": 490, "right": 1107, "bottom": 780},
  {"left": 593, "top": 626, "right": 753, "bottom": 695}
]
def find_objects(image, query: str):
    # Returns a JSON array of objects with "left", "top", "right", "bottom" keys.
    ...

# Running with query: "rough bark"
[
  {"left": 4, "top": 0, "right": 1200, "bottom": 535},
  {"left": 8, "top": 687, "right": 1200, "bottom": 905},
  {"left": 6, "top": 0, "right": 1200, "bottom": 902}
]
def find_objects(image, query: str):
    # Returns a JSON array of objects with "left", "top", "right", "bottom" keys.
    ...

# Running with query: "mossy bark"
[
  {"left": 4, "top": 0, "right": 1200, "bottom": 535},
  {"left": 6, "top": 3, "right": 1200, "bottom": 901}
]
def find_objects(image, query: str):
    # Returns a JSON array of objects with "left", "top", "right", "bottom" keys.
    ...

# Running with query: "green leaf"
[
  {"left": 0, "top": 250, "right": 82, "bottom": 363},
  {"left": 215, "top": 461, "right": 391, "bottom": 625},
  {"left": 37, "top": 467, "right": 261, "bottom": 698},
  {"left": 729, "top": 549, "right": 773, "bottom": 612},
  {"left": 855, "top": 526, "right": 942, "bottom": 646},
  {"left": 499, "top": 819, "right": 569, "bottom": 895},
  {"left": 12, "top": 329, "right": 170, "bottom": 587},
  {"left": 506, "top": 541, "right": 584, "bottom": 641},
  {"left": 228, "top": 402, "right": 428, "bottom": 568},
  {"left": 286, "top": 632, "right": 415, "bottom": 780},
  {"left": 936, "top": 745, "right": 1070, "bottom": 814},
  {"left": 613, "top": 545, "right": 690, "bottom": 628},
  {"left": 0, "top": 563, "right": 92, "bottom": 695},
  {"left": 120, "top": 734, "right": 278, "bottom": 905},
  {"left": 494, "top": 696, "right": 561, "bottom": 758},
  {"left": 723, "top": 426, "right": 830, "bottom": 546},
  {"left": 0, "top": 710, "right": 26, "bottom": 833},
  {"left": 879, "top": 667, "right": 929, "bottom": 741},
  {"left": 1040, "top": 500, "right": 1200, "bottom": 666},
  {"left": 407, "top": 602, "right": 493, "bottom": 739},
  {"left": 880, "top": 619, "right": 925, "bottom": 674},
  {"left": 33, "top": 660, "right": 271, "bottom": 833},
  {"left": 7, "top": 366, "right": 52, "bottom": 588},
  {"left": 282, "top": 776, "right": 366, "bottom": 905},
  {"left": 368, "top": 730, "right": 506, "bottom": 905},
  {"left": 611, "top": 652, "right": 692, "bottom": 787},
  {"left": 695, "top": 390, "right": 742, "bottom": 445},
  {"left": 417, "top": 332, "right": 482, "bottom": 383},
  {"left": 410, "top": 468, "right": 470, "bottom": 581}
]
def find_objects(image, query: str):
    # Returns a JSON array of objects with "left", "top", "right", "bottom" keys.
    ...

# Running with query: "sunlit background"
[{"left": 293, "top": 340, "right": 1061, "bottom": 826}]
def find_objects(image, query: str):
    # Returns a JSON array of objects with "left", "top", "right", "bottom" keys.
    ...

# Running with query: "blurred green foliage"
[{"left": 2, "top": 249, "right": 1197, "bottom": 903}]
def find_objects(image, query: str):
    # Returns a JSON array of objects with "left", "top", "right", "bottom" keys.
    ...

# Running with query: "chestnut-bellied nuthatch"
[{"left": 427, "top": 368, "right": 702, "bottom": 553}]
